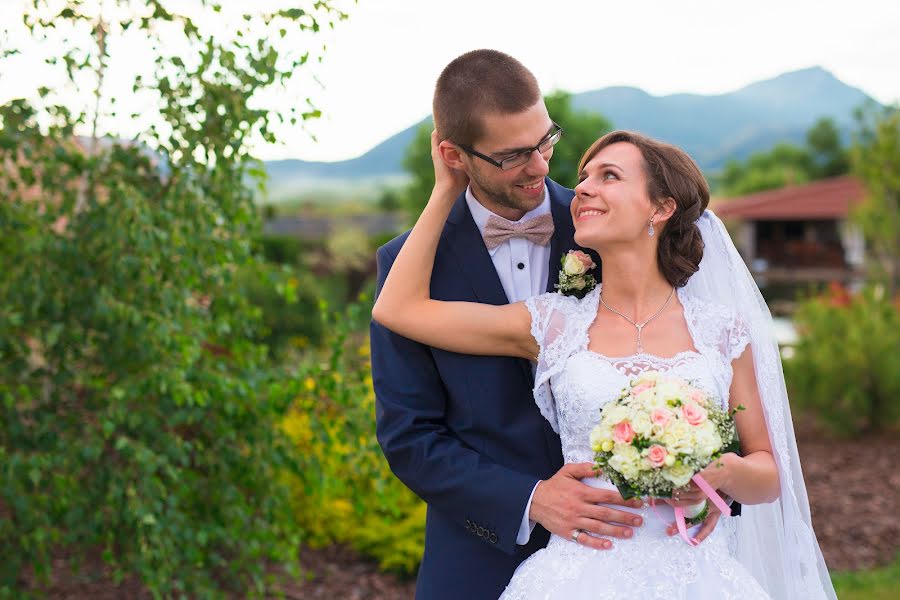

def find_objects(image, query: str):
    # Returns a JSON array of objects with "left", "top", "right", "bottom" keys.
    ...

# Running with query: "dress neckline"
[{"left": 581, "top": 284, "right": 703, "bottom": 361}]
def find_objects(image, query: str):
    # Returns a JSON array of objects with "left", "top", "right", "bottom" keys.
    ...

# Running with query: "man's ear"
[{"left": 439, "top": 140, "right": 467, "bottom": 171}]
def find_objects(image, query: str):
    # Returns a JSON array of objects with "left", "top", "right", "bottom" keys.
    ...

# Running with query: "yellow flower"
[{"left": 304, "top": 377, "right": 316, "bottom": 392}]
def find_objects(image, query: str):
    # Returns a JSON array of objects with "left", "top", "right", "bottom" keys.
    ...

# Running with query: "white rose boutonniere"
[{"left": 555, "top": 250, "right": 597, "bottom": 299}]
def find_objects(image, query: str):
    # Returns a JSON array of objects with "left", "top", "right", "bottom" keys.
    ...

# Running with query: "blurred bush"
[
  {"left": 255, "top": 234, "right": 317, "bottom": 266},
  {"left": 785, "top": 284, "right": 900, "bottom": 436},
  {"left": 235, "top": 264, "right": 325, "bottom": 357},
  {"left": 0, "top": 1, "right": 351, "bottom": 594},
  {"left": 283, "top": 299, "right": 425, "bottom": 575}
]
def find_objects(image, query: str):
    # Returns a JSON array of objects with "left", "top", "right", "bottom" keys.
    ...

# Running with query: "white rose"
[
  {"left": 694, "top": 428, "right": 723, "bottom": 457},
  {"left": 655, "top": 381, "right": 682, "bottom": 402},
  {"left": 562, "top": 253, "right": 588, "bottom": 276},
  {"left": 662, "top": 463, "right": 694, "bottom": 488},
  {"left": 602, "top": 405, "right": 631, "bottom": 425},
  {"left": 631, "top": 411, "right": 653, "bottom": 437},
  {"left": 662, "top": 421, "right": 693, "bottom": 454},
  {"left": 635, "top": 388, "right": 665, "bottom": 409},
  {"left": 609, "top": 445, "right": 641, "bottom": 478}
]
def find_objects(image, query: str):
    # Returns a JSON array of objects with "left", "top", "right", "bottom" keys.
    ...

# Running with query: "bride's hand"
[
  {"left": 664, "top": 452, "right": 738, "bottom": 508},
  {"left": 431, "top": 130, "right": 469, "bottom": 199}
]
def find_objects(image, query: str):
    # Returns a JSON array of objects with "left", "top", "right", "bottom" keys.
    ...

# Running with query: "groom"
[{"left": 371, "top": 50, "right": 721, "bottom": 599}]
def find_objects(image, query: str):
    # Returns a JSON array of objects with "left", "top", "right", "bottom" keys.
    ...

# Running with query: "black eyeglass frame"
[{"left": 457, "top": 122, "right": 564, "bottom": 170}]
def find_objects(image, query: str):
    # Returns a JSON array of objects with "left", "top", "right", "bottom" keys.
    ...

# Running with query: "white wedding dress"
[{"left": 499, "top": 285, "right": 771, "bottom": 600}]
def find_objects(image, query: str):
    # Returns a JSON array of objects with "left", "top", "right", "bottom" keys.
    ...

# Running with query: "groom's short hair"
[{"left": 433, "top": 49, "right": 541, "bottom": 147}]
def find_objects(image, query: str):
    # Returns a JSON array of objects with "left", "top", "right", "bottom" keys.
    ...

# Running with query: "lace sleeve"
[
  {"left": 524, "top": 292, "right": 582, "bottom": 434},
  {"left": 525, "top": 292, "right": 562, "bottom": 433},
  {"left": 725, "top": 312, "right": 752, "bottom": 362}
]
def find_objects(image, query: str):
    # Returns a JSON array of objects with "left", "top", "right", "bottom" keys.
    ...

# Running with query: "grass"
[{"left": 831, "top": 558, "right": 900, "bottom": 600}]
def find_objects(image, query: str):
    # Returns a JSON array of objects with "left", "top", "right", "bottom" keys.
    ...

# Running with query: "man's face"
[{"left": 460, "top": 101, "right": 555, "bottom": 219}]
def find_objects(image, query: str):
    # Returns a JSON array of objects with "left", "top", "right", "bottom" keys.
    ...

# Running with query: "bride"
[{"left": 372, "top": 129, "right": 835, "bottom": 599}]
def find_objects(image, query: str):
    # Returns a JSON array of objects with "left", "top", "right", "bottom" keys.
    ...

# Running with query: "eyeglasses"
[{"left": 458, "top": 123, "right": 563, "bottom": 170}]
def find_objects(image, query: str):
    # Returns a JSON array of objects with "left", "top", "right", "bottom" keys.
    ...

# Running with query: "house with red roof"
[{"left": 713, "top": 175, "right": 867, "bottom": 283}]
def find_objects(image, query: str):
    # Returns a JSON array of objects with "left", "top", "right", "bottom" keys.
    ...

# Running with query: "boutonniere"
[{"left": 555, "top": 250, "right": 597, "bottom": 299}]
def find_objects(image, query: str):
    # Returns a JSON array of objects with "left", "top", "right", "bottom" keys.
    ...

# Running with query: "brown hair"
[
  {"left": 578, "top": 131, "right": 710, "bottom": 287},
  {"left": 433, "top": 49, "right": 541, "bottom": 146}
]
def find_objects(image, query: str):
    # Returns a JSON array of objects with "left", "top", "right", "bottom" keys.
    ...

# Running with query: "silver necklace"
[{"left": 599, "top": 286, "right": 676, "bottom": 354}]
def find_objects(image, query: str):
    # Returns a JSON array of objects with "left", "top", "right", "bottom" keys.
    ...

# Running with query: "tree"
[
  {"left": 718, "top": 143, "right": 815, "bottom": 196},
  {"left": 398, "top": 92, "right": 612, "bottom": 222},
  {"left": 542, "top": 90, "right": 613, "bottom": 188},
  {"left": 851, "top": 104, "right": 900, "bottom": 296},
  {"left": 717, "top": 117, "right": 851, "bottom": 196},
  {"left": 807, "top": 117, "right": 850, "bottom": 178},
  {"left": 0, "top": 1, "right": 348, "bottom": 596}
]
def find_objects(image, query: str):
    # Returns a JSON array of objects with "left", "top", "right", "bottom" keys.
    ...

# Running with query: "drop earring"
[{"left": 648, "top": 219, "right": 655, "bottom": 237}]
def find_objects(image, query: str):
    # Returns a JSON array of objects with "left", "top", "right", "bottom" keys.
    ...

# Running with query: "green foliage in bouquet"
[
  {"left": 0, "top": 2, "right": 349, "bottom": 596},
  {"left": 785, "top": 284, "right": 900, "bottom": 436},
  {"left": 283, "top": 299, "right": 425, "bottom": 575}
]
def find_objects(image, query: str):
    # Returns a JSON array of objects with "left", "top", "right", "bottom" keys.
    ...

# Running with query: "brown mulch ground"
[
  {"left": 797, "top": 427, "right": 900, "bottom": 571},
  {"left": 20, "top": 428, "right": 900, "bottom": 599}
]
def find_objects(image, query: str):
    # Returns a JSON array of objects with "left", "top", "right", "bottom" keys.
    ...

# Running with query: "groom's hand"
[{"left": 529, "top": 463, "right": 644, "bottom": 551}]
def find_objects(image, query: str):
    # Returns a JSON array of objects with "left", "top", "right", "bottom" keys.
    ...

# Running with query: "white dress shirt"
[{"left": 465, "top": 185, "right": 550, "bottom": 546}]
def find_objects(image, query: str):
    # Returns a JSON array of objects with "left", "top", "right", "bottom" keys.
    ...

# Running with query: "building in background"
[{"left": 714, "top": 175, "right": 867, "bottom": 287}]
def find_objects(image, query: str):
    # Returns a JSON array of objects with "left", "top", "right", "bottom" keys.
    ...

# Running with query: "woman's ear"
[{"left": 654, "top": 197, "right": 678, "bottom": 224}]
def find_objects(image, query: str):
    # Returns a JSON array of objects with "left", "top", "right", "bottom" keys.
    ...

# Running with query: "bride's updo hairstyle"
[{"left": 578, "top": 131, "right": 710, "bottom": 287}]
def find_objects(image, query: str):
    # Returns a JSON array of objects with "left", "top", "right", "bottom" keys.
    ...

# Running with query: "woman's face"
[{"left": 571, "top": 142, "right": 658, "bottom": 250}]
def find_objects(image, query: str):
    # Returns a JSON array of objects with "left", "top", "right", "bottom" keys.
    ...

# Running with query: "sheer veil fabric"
[{"left": 683, "top": 210, "right": 836, "bottom": 599}]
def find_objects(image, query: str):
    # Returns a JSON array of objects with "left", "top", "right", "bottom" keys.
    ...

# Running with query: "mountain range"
[{"left": 263, "top": 67, "right": 876, "bottom": 198}]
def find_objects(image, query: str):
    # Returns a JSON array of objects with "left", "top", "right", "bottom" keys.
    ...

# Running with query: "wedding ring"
[{"left": 572, "top": 529, "right": 583, "bottom": 543}]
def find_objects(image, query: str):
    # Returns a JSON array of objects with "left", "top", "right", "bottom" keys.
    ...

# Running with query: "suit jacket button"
[
  {"left": 489, "top": 533, "right": 498, "bottom": 544},
  {"left": 477, "top": 526, "right": 485, "bottom": 537},
  {"left": 465, "top": 518, "right": 472, "bottom": 529}
]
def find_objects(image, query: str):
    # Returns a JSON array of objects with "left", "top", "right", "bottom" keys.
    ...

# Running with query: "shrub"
[
  {"left": 283, "top": 299, "right": 425, "bottom": 575},
  {"left": 0, "top": 3, "right": 348, "bottom": 595},
  {"left": 236, "top": 264, "right": 324, "bottom": 356},
  {"left": 785, "top": 284, "right": 900, "bottom": 436}
]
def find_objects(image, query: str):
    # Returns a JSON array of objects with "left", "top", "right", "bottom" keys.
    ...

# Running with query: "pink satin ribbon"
[{"left": 650, "top": 474, "right": 732, "bottom": 546}]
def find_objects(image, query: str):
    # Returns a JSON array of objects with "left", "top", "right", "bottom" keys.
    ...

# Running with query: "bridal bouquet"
[{"left": 590, "top": 372, "right": 742, "bottom": 537}]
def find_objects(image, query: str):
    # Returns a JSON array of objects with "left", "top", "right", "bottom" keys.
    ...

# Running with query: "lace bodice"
[{"left": 525, "top": 285, "right": 750, "bottom": 465}]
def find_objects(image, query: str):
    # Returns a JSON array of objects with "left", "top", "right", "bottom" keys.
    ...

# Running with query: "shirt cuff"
[{"left": 516, "top": 481, "right": 541, "bottom": 545}]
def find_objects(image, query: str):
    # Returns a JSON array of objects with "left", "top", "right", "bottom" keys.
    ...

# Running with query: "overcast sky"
[{"left": 2, "top": 0, "right": 899, "bottom": 162}]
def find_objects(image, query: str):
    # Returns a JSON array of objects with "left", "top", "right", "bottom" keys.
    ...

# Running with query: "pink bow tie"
[{"left": 482, "top": 213, "right": 554, "bottom": 250}]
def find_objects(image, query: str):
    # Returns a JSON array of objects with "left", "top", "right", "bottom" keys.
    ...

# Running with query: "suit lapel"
[
  {"left": 446, "top": 193, "right": 510, "bottom": 306},
  {"left": 546, "top": 180, "right": 577, "bottom": 293}
]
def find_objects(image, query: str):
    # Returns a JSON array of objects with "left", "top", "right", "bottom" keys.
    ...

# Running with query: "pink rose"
[
  {"left": 613, "top": 421, "right": 635, "bottom": 444},
  {"left": 632, "top": 381, "right": 655, "bottom": 396},
  {"left": 645, "top": 445, "right": 668, "bottom": 468},
  {"left": 571, "top": 250, "right": 596, "bottom": 271},
  {"left": 682, "top": 402, "right": 708, "bottom": 426},
  {"left": 689, "top": 390, "right": 706, "bottom": 404},
  {"left": 651, "top": 408, "right": 672, "bottom": 427}
]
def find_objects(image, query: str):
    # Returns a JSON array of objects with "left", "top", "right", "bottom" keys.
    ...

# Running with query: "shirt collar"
[{"left": 465, "top": 182, "right": 551, "bottom": 255}]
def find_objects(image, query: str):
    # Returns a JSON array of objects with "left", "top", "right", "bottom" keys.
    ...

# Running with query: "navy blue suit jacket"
[{"left": 371, "top": 179, "right": 594, "bottom": 599}]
